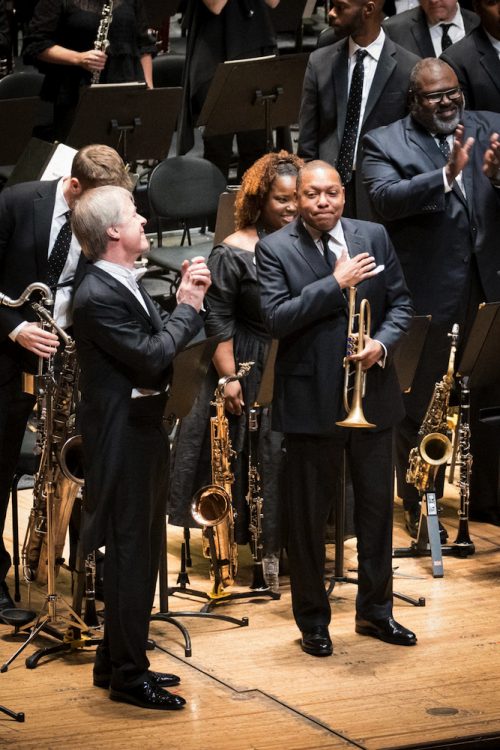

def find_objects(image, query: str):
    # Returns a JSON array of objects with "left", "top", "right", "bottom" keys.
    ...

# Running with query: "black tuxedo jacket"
[
  {"left": 0, "top": 179, "right": 87, "bottom": 383},
  {"left": 362, "top": 110, "right": 500, "bottom": 323},
  {"left": 441, "top": 26, "right": 500, "bottom": 112},
  {"left": 383, "top": 6, "right": 479, "bottom": 57},
  {"left": 73, "top": 264, "right": 204, "bottom": 553},
  {"left": 255, "top": 218, "right": 413, "bottom": 435},
  {"left": 298, "top": 36, "right": 419, "bottom": 220}
]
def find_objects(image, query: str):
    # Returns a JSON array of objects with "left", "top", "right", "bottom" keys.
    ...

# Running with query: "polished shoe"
[
  {"left": 109, "top": 680, "right": 186, "bottom": 710},
  {"left": 0, "top": 581, "right": 15, "bottom": 612},
  {"left": 355, "top": 616, "right": 417, "bottom": 646},
  {"left": 94, "top": 669, "right": 180, "bottom": 690},
  {"left": 300, "top": 625, "right": 333, "bottom": 656},
  {"left": 404, "top": 506, "right": 448, "bottom": 543}
]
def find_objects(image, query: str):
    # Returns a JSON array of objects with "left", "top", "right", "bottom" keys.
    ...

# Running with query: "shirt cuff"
[
  {"left": 443, "top": 167, "right": 453, "bottom": 192},
  {"left": 374, "top": 339, "right": 387, "bottom": 368},
  {"left": 9, "top": 320, "right": 29, "bottom": 342}
]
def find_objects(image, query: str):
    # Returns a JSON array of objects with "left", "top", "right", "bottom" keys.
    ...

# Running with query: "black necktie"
[
  {"left": 47, "top": 210, "right": 72, "bottom": 290},
  {"left": 440, "top": 23, "right": 453, "bottom": 51},
  {"left": 321, "top": 233, "right": 335, "bottom": 269},
  {"left": 437, "top": 134, "right": 451, "bottom": 161},
  {"left": 336, "top": 49, "right": 368, "bottom": 186}
]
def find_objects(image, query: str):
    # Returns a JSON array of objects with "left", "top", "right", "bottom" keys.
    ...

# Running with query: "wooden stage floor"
[{"left": 1, "top": 489, "right": 499, "bottom": 750}]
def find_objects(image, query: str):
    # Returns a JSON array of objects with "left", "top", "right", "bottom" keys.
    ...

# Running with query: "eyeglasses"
[{"left": 417, "top": 87, "right": 463, "bottom": 104}]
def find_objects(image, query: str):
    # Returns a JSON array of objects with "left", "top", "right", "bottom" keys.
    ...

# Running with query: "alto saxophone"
[
  {"left": 191, "top": 362, "right": 253, "bottom": 598},
  {"left": 407, "top": 324, "right": 459, "bottom": 493},
  {"left": 21, "top": 305, "right": 83, "bottom": 585},
  {"left": 91, "top": 1, "right": 114, "bottom": 85}
]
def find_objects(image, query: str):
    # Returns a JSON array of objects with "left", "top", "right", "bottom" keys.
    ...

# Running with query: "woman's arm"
[
  {"left": 140, "top": 53, "right": 153, "bottom": 88},
  {"left": 212, "top": 339, "right": 244, "bottom": 415},
  {"left": 37, "top": 44, "right": 107, "bottom": 74}
]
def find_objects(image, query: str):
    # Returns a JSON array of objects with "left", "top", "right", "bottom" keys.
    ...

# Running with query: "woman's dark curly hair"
[{"left": 234, "top": 150, "right": 304, "bottom": 230}]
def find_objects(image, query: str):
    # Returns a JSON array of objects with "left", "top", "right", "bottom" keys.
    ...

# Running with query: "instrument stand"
[
  {"left": 393, "top": 489, "right": 444, "bottom": 578},
  {"left": 1, "top": 368, "right": 101, "bottom": 672},
  {"left": 0, "top": 704, "right": 24, "bottom": 723},
  {"left": 327, "top": 453, "right": 426, "bottom": 607}
]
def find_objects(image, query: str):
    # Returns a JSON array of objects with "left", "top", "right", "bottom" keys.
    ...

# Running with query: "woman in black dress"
[
  {"left": 24, "top": 0, "right": 155, "bottom": 139},
  {"left": 169, "top": 150, "right": 303, "bottom": 588}
]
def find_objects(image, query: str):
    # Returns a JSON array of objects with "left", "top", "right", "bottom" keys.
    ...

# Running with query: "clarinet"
[
  {"left": 247, "top": 406, "right": 268, "bottom": 590},
  {"left": 452, "top": 375, "right": 475, "bottom": 555},
  {"left": 91, "top": 1, "right": 114, "bottom": 85}
]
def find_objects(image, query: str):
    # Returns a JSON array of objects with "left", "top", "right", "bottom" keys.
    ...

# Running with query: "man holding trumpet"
[{"left": 256, "top": 161, "right": 415, "bottom": 656}]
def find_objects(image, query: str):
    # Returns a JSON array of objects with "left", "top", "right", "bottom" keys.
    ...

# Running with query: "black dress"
[
  {"left": 23, "top": 0, "right": 155, "bottom": 136},
  {"left": 168, "top": 242, "right": 284, "bottom": 555}
]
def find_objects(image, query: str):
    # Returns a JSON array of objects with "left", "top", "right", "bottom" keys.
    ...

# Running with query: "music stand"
[
  {"left": 66, "top": 84, "right": 182, "bottom": 163},
  {"left": 0, "top": 98, "right": 41, "bottom": 167},
  {"left": 197, "top": 54, "right": 308, "bottom": 153},
  {"left": 328, "top": 319, "right": 429, "bottom": 606},
  {"left": 151, "top": 337, "right": 249, "bottom": 658}
]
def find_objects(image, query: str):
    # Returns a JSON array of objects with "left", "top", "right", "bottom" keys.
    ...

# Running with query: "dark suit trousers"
[
  {"left": 101, "top": 395, "right": 169, "bottom": 690},
  {"left": 284, "top": 428, "right": 394, "bottom": 633},
  {"left": 0, "top": 372, "right": 36, "bottom": 582}
]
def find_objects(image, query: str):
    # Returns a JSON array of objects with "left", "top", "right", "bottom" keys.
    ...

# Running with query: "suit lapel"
[
  {"left": 406, "top": 119, "right": 443, "bottom": 171},
  {"left": 332, "top": 41, "right": 349, "bottom": 146},
  {"left": 341, "top": 220, "right": 364, "bottom": 259},
  {"left": 89, "top": 266, "right": 155, "bottom": 328},
  {"left": 362, "top": 39, "right": 396, "bottom": 127},
  {"left": 412, "top": 10, "right": 435, "bottom": 57},
  {"left": 33, "top": 181, "right": 58, "bottom": 280},
  {"left": 294, "top": 220, "right": 331, "bottom": 278},
  {"left": 477, "top": 29, "right": 500, "bottom": 97},
  {"left": 138, "top": 283, "right": 163, "bottom": 330}
]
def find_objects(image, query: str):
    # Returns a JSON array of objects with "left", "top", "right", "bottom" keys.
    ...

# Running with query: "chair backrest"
[
  {"left": 0, "top": 71, "right": 44, "bottom": 99},
  {"left": 148, "top": 156, "right": 227, "bottom": 221},
  {"left": 213, "top": 189, "right": 238, "bottom": 246},
  {"left": 152, "top": 54, "right": 185, "bottom": 89}
]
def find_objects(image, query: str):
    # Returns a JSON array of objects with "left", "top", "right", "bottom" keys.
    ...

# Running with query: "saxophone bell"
[
  {"left": 336, "top": 286, "right": 375, "bottom": 429},
  {"left": 59, "top": 434, "right": 85, "bottom": 486},
  {"left": 419, "top": 431, "right": 453, "bottom": 466},
  {"left": 191, "top": 484, "right": 231, "bottom": 527}
]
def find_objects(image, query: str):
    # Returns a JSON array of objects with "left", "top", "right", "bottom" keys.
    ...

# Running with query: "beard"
[{"left": 411, "top": 101, "right": 464, "bottom": 135}]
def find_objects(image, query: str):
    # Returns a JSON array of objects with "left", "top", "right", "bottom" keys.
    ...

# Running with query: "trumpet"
[{"left": 336, "top": 286, "right": 375, "bottom": 429}]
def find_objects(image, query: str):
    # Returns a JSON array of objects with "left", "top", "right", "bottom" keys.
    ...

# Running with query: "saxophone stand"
[
  {"left": 1, "top": 365, "right": 101, "bottom": 672},
  {"left": 0, "top": 704, "right": 24, "bottom": 723},
  {"left": 326, "top": 452, "right": 426, "bottom": 606}
]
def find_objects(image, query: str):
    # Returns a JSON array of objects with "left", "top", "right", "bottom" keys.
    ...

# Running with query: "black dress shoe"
[
  {"left": 109, "top": 680, "right": 186, "bottom": 710},
  {"left": 404, "top": 507, "right": 448, "bottom": 543},
  {"left": 94, "top": 669, "right": 180, "bottom": 690},
  {"left": 300, "top": 625, "right": 333, "bottom": 656},
  {"left": 0, "top": 582, "right": 15, "bottom": 612},
  {"left": 355, "top": 616, "right": 417, "bottom": 646}
]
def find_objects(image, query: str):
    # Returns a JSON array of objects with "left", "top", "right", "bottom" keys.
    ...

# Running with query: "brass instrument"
[
  {"left": 0, "top": 282, "right": 54, "bottom": 309},
  {"left": 191, "top": 362, "right": 253, "bottom": 597},
  {"left": 336, "top": 286, "right": 375, "bottom": 429},
  {"left": 91, "top": 1, "right": 114, "bottom": 85},
  {"left": 21, "top": 303, "right": 83, "bottom": 585},
  {"left": 407, "top": 324, "right": 459, "bottom": 493}
]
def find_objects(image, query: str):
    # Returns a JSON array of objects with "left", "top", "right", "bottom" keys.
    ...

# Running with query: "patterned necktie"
[
  {"left": 336, "top": 49, "right": 368, "bottom": 186},
  {"left": 437, "top": 134, "right": 451, "bottom": 161},
  {"left": 47, "top": 210, "right": 72, "bottom": 290},
  {"left": 440, "top": 23, "right": 453, "bottom": 51}
]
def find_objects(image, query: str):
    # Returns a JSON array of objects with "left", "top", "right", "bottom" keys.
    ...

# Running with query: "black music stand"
[
  {"left": 66, "top": 84, "right": 182, "bottom": 162},
  {"left": 0, "top": 98, "right": 41, "bottom": 168},
  {"left": 328, "top": 319, "right": 430, "bottom": 606},
  {"left": 197, "top": 54, "right": 308, "bottom": 153},
  {"left": 151, "top": 337, "right": 250, "bottom": 658}
]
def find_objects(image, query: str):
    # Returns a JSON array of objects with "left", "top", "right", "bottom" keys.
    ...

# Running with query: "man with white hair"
[{"left": 72, "top": 186, "right": 211, "bottom": 710}]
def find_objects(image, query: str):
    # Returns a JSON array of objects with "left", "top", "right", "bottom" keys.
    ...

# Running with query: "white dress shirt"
[{"left": 428, "top": 5, "right": 465, "bottom": 55}]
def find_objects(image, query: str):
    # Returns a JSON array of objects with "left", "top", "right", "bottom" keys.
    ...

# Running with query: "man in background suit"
[
  {"left": 384, "top": 0, "right": 478, "bottom": 56},
  {"left": 441, "top": 0, "right": 500, "bottom": 111},
  {"left": 256, "top": 161, "right": 416, "bottom": 657},
  {"left": 0, "top": 145, "right": 131, "bottom": 613},
  {"left": 298, "top": 0, "right": 419, "bottom": 220},
  {"left": 72, "top": 186, "right": 210, "bottom": 709},
  {"left": 362, "top": 58, "right": 500, "bottom": 533}
]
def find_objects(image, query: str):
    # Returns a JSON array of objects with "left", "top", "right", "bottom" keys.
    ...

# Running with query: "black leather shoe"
[
  {"left": 355, "top": 616, "right": 417, "bottom": 646},
  {"left": 94, "top": 669, "right": 180, "bottom": 690},
  {"left": 404, "top": 507, "right": 448, "bottom": 543},
  {"left": 0, "top": 581, "right": 15, "bottom": 612},
  {"left": 300, "top": 625, "right": 333, "bottom": 656},
  {"left": 109, "top": 681, "right": 186, "bottom": 710}
]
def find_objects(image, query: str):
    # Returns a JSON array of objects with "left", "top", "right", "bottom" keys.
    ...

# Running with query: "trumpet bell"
[
  {"left": 336, "top": 400, "right": 375, "bottom": 429},
  {"left": 191, "top": 485, "right": 231, "bottom": 527}
]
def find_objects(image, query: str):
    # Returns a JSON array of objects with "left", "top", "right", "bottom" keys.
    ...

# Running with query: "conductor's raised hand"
[
  {"left": 333, "top": 252, "right": 377, "bottom": 289},
  {"left": 177, "top": 256, "right": 211, "bottom": 311}
]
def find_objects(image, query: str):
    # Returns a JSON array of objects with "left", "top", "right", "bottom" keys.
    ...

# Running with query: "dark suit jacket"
[
  {"left": 0, "top": 179, "right": 88, "bottom": 383},
  {"left": 441, "top": 26, "right": 500, "bottom": 112},
  {"left": 298, "top": 36, "right": 419, "bottom": 220},
  {"left": 383, "top": 6, "right": 479, "bottom": 57},
  {"left": 255, "top": 217, "right": 413, "bottom": 435},
  {"left": 73, "top": 264, "right": 204, "bottom": 553},
  {"left": 362, "top": 110, "right": 500, "bottom": 324}
]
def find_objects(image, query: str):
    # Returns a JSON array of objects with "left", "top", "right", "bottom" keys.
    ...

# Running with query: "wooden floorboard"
[{"left": 1, "top": 488, "right": 500, "bottom": 749}]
